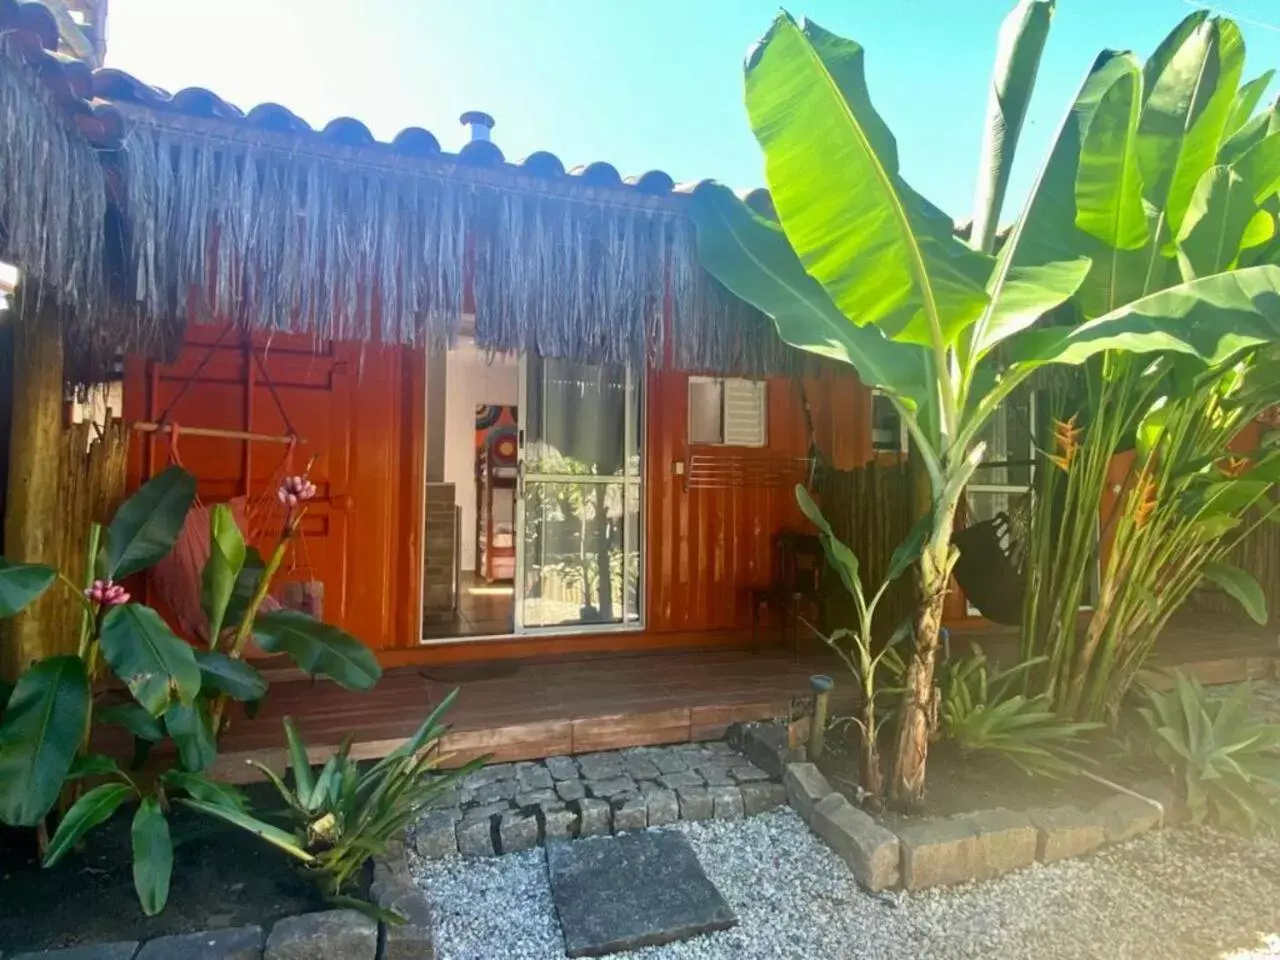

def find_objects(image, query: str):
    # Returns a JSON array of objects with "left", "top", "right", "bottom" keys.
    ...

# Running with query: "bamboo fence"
[{"left": 817, "top": 459, "right": 917, "bottom": 637}]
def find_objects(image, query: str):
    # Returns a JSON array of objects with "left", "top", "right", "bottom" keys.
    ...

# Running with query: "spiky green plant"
[{"left": 1136, "top": 671, "right": 1280, "bottom": 834}]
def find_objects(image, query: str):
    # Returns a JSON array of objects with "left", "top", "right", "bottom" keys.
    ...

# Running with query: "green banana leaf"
[
  {"left": 1177, "top": 167, "right": 1264, "bottom": 278},
  {"left": 99, "top": 604, "right": 202, "bottom": 717},
  {"left": 744, "top": 13, "right": 992, "bottom": 348},
  {"left": 44, "top": 782, "right": 136, "bottom": 866},
  {"left": 1226, "top": 70, "right": 1275, "bottom": 138},
  {"left": 202, "top": 503, "right": 247, "bottom": 644},
  {"left": 164, "top": 700, "right": 217, "bottom": 773},
  {"left": 1015, "top": 51, "right": 1155, "bottom": 318},
  {"left": 193, "top": 650, "right": 267, "bottom": 701},
  {"left": 1201, "top": 561, "right": 1267, "bottom": 624},
  {"left": 104, "top": 466, "right": 196, "bottom": 580},
  {"left": 132, "top": 796, "right": 172, "bottom": 916},
  {"left": 1138, "top": 13, "right": 1245, "bottom": 245},
  {"left": 968, "top": 0, "right": 1056, "bottom": 253},
  {"left": 0, "top": 559, "right": 57, "bottom": 617},
  {"left": 1220, "top": 99, "right": 1279, "bottom": 165},
  {"left": 1007, "top": 265, "right": 1280, "bottom": 369},
  {"left": 0, "top": 655, "right": 90, "bottom": 826},
  {"left": 252, "top": 610, "right": 381, "bottom": 691},
  {"left": 686, "top": 182, "right": 929, "bottom": 405}
]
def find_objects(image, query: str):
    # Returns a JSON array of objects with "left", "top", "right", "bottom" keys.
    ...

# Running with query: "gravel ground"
[{"left": 410, "top": 808, "right": 1280, "bottom": 960}]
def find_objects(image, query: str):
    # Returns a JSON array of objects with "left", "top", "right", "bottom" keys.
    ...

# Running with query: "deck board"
[{"left": 211, "top": 617, "right": 1277, "bottom": 782}]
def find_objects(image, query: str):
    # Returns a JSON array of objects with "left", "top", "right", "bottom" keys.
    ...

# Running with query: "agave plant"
[
  {"left": 689, "top": 2, "right": 1280, "bottom": 806},
  {"left": 937, "top": 646, "right": 1100, "bottom": 778},
  {"left": 189, "top": 689, "right": 484, "bottom": 909},
  {"left": 1136, "top": 671, "right": 1280, "bottom": 834}
]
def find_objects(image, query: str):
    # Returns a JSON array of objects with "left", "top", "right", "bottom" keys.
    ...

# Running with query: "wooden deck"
[{"left": 211, "top": 616, "right": 1277, "bottom": 782}]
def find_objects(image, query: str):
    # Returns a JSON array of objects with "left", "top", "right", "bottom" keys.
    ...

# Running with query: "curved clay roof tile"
[
  {"left": 5, "top": 0, "right": 57, "bottom": 50},
  {"left": 244, "top": 102, "right": 311, "bottom": 135},
  {"left": 91, "top": 68, "right": 169, "bottom": 108},
  {"left": 740, "top": 187, "right": 776, "bottom": 219},
  {"left": 321, "top": 117, "right": 376, "bottom": 147},
  {"left": 51, "top": 51, "right": 93, "bottom": 100},
  {"left": 459, "top": 138, "right": 504, "bottom": 167},
  {"left": 628, "top": 170, "right": 675, "bottom": 196},
  {"left": 571, "top": 161, "right": 622, "bottom": 188},
  {"left": 171, "top": 87, "right": 244, "bottom": 120},
  {"left": 517, "top": 151, "right": 566, "bottom": 178},
  {"left": 390, "top": 127, "right": 441, "bottom": 156}
]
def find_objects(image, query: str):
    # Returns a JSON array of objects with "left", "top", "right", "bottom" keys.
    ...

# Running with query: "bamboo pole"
[{"left": 2, "top": 303, "right": 65, "bottom": 681}]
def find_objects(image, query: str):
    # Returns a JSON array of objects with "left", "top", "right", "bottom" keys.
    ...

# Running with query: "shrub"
[{"left": 1135, "top": 671, "right": 1280, "bottom": 834}]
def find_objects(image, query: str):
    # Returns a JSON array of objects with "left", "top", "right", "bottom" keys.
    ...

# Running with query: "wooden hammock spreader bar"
[{"left": 132, "top": 422, "right": 304, "bottom": 445}]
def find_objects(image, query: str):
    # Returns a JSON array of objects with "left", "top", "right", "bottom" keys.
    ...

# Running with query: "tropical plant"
[
  {"left": 0, "top": 465, "right": 382, "bottom": 914},
  {"left": 1018, "top": 11, "right": 1280, "bottom": 722},
  {"left": 1135, "top": 671, "right": 1280, "bottom": 834},
  {"left": 688, "top": 2, "right": 1280, "bottom": 806},
  {"left": 936, "top": 646, "right": 1100, "bottom": 778},
  {"left": 191, "top": 691, "right": 483, "bottom": 912},
  {"left": 795, "top": 485, "right": 921, "bottom": 802}
]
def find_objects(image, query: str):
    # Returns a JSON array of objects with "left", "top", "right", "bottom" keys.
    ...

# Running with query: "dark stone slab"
[
  {"left": 264, "top": 910, "right": 377, "bottom": 960},
  {"left": 12, "top": 946, "right": 140, "bottom": 960},
  {"left": 547, "top": 830, "right": 737, "bottom": 957},
  {"left": 135, "top": 926, "right": 264, "bottom": 960}
]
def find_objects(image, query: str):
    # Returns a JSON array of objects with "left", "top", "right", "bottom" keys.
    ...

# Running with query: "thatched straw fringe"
[
  {"left": 0, "top": 41, "right": 107, "bottom": 321},
  {"left": 120, "top": 122, "right": 798, "bottom": 375}
]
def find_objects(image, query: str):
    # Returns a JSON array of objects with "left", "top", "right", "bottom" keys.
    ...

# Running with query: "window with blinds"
[{"left": 688, "top": 376, "right": 767, "bottom": 447}]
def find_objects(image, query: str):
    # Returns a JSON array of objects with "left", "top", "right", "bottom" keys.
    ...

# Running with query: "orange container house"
[{"left": 83, "top": 77, "right": 1034, "bottom": 670}]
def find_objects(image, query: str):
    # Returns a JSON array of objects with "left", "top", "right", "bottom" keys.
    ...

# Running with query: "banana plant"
[
  {"left": 0, "top": 464, "right": 387, "bottom": 915},
  {"left": 1016, "top": 11, "right": 1280, "bottom": 721},
  {"left": 688, "top": 5, "right": 1280, "bottom": 806}
]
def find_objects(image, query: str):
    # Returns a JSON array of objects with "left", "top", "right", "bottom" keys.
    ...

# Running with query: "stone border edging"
[{"left": 783, "top": 756, "right": 1173, "bottom": 893}]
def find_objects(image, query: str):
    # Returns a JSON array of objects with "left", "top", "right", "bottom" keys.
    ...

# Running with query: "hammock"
[{"left": 951, "top": 506, "right": 1028, "bottom": 626}]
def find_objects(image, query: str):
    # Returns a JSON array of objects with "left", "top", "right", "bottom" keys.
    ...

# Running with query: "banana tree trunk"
[{"left": 889, "top": 505, "right": 957, "bottom": 808}]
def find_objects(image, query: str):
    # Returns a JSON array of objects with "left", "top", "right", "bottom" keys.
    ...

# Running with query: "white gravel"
[{"left": 410, "top": 808, "right": 1280, "bottom": 960}]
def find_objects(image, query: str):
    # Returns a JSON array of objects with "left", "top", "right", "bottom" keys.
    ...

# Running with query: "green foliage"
[
  {"left": 99, "top": 604, "right": 202, "bottom": 717},
  {"left": 937, "top": 647, "right": 1101, "bottom": 778},
  {"left": 199, "top": 690, "right": 483, "bottom": 909},
  {"left": 1136, "top": 673, "right": 1280, "bottom": 833},
  {"left": 103, "top": 466, "right": 196, "bottom": 579},
  {"left": 202, "top": 503, "right": 247, "bottom": 644},
  {"left": 0, "top": 656, "right": 90, "bottom": 825},
  {"left": 0, "top": 461, "right": 387, "bottom": 918},
  {"left": 0, "top": 558, "right": 57, "bottom": 616},
  {"left": 689, "top": 3, "right": 1280, "bottom": 803},
  {"left": 252, "top": 610, "right": 382, "bottom": 691},
  {"left": 131, "top": 796, "right": 173, "bottom": 917}
]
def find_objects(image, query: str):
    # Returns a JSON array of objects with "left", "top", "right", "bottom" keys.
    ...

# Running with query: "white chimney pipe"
[{"left": 460, "top": 111, "right": 495, "bottom": 144}]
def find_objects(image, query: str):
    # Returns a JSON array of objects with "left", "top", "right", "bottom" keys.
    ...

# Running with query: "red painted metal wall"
[
  {"left": 124, "top": 325, "right": 425, "bottom": 653},
  {"left": 644, "top": 367, "right": 872, "bottom": 633},
  {"left": 125, "top": 326, "right": 882, "bottom": 655}
]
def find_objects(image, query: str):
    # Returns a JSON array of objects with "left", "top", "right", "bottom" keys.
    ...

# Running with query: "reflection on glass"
[
  {"left": 972, "top": 392, "right": 1034, "bottom": 487},
  {"left": 525, "top": 356, "right": 633, "bottom": 476},
  {"left": 521, "top": 481, "right": 640, "bottom": 628}
]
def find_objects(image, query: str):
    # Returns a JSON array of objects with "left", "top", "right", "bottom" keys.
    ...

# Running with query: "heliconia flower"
[
  {"left": 1133, "top": 475, "right": 1158, "bottom": 529},
  {"left": 278, "top": 475, "right": 317, "bottom": 507},
  {"left": 86, "top": 579, "right": 130, "bottom": 606},
  {"left": 1048, "top": 414, "right": 1081, "bottom": 472},
  {"left": 1220, "top": 456, "right": 1251, "bottom": 478}
]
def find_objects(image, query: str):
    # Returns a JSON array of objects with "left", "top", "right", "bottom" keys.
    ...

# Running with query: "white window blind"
[{"left": 721, "top": 378, "right": 767, "bottom": 447}]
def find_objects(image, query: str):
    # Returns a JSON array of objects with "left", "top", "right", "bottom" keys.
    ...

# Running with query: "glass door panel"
[{"left": 517, "top": 355, "right": 642, "bottom": 632}]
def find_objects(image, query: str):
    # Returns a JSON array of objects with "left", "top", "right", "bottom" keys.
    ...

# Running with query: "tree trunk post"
[{"left": 1, "top": 303, "right": 65, "bottom": 682}]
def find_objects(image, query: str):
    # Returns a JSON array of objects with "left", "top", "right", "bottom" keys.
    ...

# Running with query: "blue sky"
[{"left": 106, "top": 0, "right": 1280, "bottom": 221}]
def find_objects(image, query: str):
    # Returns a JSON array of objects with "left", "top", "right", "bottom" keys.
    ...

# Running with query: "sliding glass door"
[{"left": 515, "top": 356, "right": 643, "bottom": 632}]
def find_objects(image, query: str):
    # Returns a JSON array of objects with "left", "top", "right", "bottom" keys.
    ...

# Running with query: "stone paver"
[
  {"left": 1095, "top": 793, "right": 1163, "bottom": 843},
  {"left": 416, "top": 734, "right": 790, "bottom": 858},
  {"left": 264, "top": 910, "right": 377, "bottom": 960},
  {"left": 1030, "top": 805, "right": 1107, "bottom": 863},
  {"left": 897, "top": 819, "right": 979, "bottom": 891},
  {"left": 382, "top": 889, "right": 434, "bottom": 960},
  {"left": 12, "top": 945, "right": 141, "bottom": 960},
  {"left": 546, "top": 831, "right": 737, "bottom": 957},
  {"left": 135, "top": 927, "right": 262, "bottom": 960},
  {"left": 783, "top": 762, "right": 834, "bottom": 824},
  {"left": 811, "top": 793, "right": 900, "bottom": 892},
  {"left": 499, "top": 810, "right": 540, "bottom": 854},
  {"left": 958, "top": 808, "right": 1037, "bottom": 880}
]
